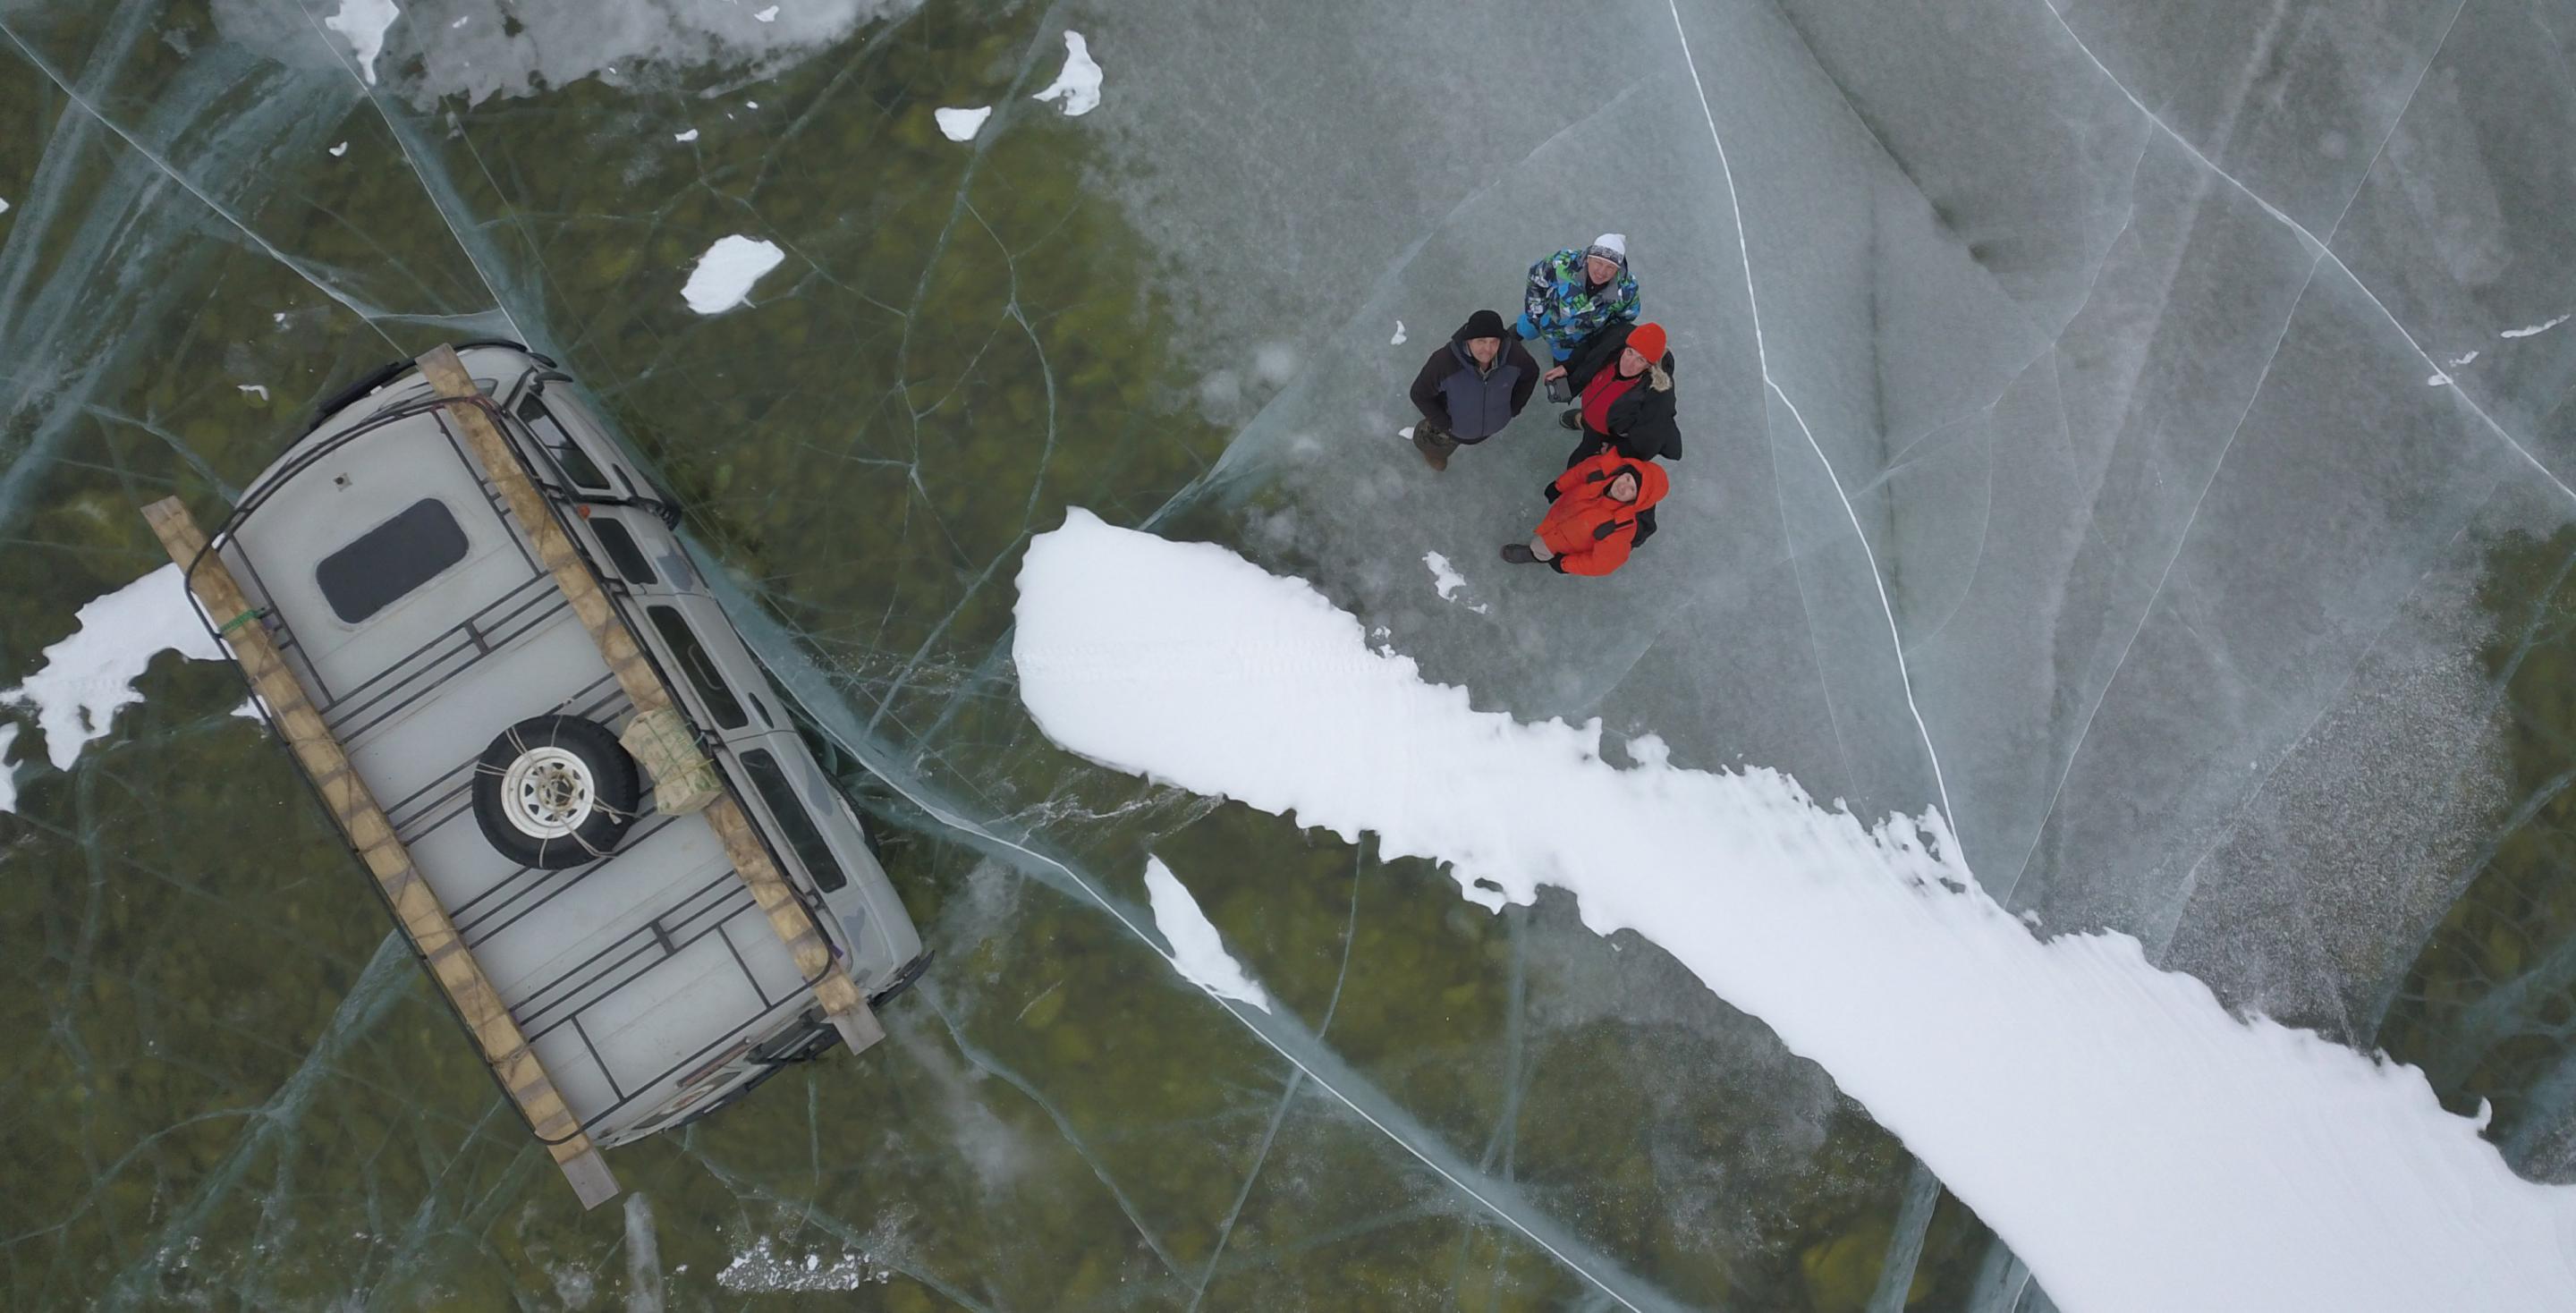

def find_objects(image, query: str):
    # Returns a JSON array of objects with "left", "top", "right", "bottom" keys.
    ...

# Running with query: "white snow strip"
[
  {"left": 680, "top": 235, "right": 785, "bottom": 315},
  {"left": 231, "top": 697, "right": 267, "bottom": 725},
  {"left": 752, "top": 5, "right": 779, "bottom": 21},
  {"left": 1, "top": 197, "right": 12, "bottom": 216},
  {"left": 2501, "top": 314, "right": 2571, "bottom": 340},
  {"left": 2428, "top": 371, "right": 2453, "bottom": 386},
  {"left": 3, "top": 564, "right": 225, "bottom": 772},
  {"left": 1011, "top": 511, "right": 2576, "bottom": 1313},
  {"left": 322, "top": 0, "right": 401, "bottom": 88},
  {"left": 933, "top": 106, "right": 992, "bottom": 142},
  {"left": 236, "top": 384, "right": 268, "bottom": 402},
  {"left": 328, "top": 141, "right": 349, "bottom": 157},
  {"left": 0, "top": 724, "right": 19, "bottom": 814},
  {"left": 1030, "top": 31, "right": 1102, "bottom": 117},
  {"left": 1423, "top": 551, "right": 1467, "bottom": 602},
  {"left": 674, "top": 128, "right": 700, "bottom": 142},
  {"left": 1142, "top": 856, "right": 1272, "bottom": 1012},
  {"left": 449, "top": 14, "right": 467, "bottom": 28},
  {"left": 1391, "top": 320, "right": 1407, "bottom": 345}
]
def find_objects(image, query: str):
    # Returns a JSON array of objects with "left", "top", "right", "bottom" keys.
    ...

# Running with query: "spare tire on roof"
[{"left": 471, "top": 714, "right": 642, "bottom": 869}]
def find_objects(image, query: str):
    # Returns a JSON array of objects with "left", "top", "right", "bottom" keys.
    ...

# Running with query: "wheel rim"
[{"left": 500, "top": 746, "right": 596, "bottom": 839}]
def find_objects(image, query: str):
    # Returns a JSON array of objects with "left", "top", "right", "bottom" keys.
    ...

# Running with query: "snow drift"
[{"left": 1011, "top": 509, "right": 2576, "bottom": 1313}]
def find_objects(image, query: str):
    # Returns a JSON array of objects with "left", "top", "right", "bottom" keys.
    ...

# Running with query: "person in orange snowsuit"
[{"left": 1499, "top": 452, "right": 1670, "bottom": 576}]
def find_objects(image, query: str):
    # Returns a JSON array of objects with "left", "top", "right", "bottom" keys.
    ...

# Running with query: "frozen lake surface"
[{"left": 7, "top": 1, "right": 2576, "bottom": 1309}]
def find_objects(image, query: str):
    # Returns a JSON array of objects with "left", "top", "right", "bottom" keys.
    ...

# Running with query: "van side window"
[
  {"left": 315, "top": 498, "right": 470, "bottom": 623},
  {"left": 589, "top": 517, "right": 657, "bottom": 586},
  {"left": 517, "top": 393, "right": 612, "bottom": 492},
  {"left": 644, "top": 605, "right": 746, "bottom": 729},
  {"left": 740, "top": 750, "right": 846, "bottom": 892}
]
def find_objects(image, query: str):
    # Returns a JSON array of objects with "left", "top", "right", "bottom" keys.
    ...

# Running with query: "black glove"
[{"left": 1541, "top": 479, "right": 1561, "bottom": 503}]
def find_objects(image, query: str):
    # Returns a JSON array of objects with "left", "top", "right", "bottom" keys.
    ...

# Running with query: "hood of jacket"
[{"left": 1603, "top": 459, "right": 1671, "bottom": 512}]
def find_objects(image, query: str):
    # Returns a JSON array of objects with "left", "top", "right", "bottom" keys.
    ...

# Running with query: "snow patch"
[
  {"left": 1142, "top": 856, "right": 1271, "bottom": 1012},
  {"left": 237, "top": 384, "right": 268, "bottom": 402},
  {"left": 327, "top": 140, "right": 349, "bottom": 157},
  {"left": 3, "top": 564, "right": 225, "bottom": 772},
  {"left": 753, "top": 4, "right": 780, "bottom": 21},
  {"left": 1030, "top": 31, "right": 1102, "bottom": 117},
  {"left": 715, "top": 1238, "right": 893, "bottom": 1292},
  {"left": 322, "top": 0, "right": 401, "bottom": 87},
  {"left": 674, "top": 128, "right": 699, "bottom": 142},
  {"left": 681, "top": 235, "right": 786, "bottom": 315},
  {"left": 2501, "top": 314, "right": 2570, "bottom": 340},
  {"left": 1, "top": 197, "right": 13, "bottom": 216},
  {"left": 2428, "top": 371, "right": 2452, "bottom": 386},
  {"left": 1011, "top": 511, "right": 2576, "bottom": 1313},
  {"left": 0, "top": 724, "right": 19, "bottom": 814},
  {"left": 1424, "top": 551, "right": 1467, "bottom": 600},
  {"left": 934, "top": 106, "right": 993, "bottom": 142},
  {"left": 1391, "top": 320, "right": 1407, "bottom": 345}
]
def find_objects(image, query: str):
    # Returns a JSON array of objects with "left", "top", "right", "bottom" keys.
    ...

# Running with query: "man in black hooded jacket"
[{"left": 1406, "top": 309, "right": 1541, "bottom": 471}]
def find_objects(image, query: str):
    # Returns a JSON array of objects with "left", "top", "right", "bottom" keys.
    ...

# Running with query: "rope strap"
[{"left": 216, "top": 607, "right": 269, "bottom": 637}]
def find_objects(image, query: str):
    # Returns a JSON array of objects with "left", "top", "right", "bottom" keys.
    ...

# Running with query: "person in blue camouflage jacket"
[{"left": 1516, "top": 233, "right": 1641, "bottom": 365}]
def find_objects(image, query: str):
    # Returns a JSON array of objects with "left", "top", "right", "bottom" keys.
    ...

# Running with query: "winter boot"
[
  {"left": 1500, "top": 544, "right": 1538, "bottom": 564},
  {"left": 1557, "top": 408, "right": 1581, "bottom": 430}
]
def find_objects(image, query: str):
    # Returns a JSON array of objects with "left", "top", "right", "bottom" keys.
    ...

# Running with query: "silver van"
[{"left": 208, "top": 342, "right": 924, "bottom": 1149}]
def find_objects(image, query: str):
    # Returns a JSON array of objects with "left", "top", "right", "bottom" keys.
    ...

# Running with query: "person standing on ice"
[
  {"left": 1556, "top": 320, "right": 1680, "bottom": 466},
  {"left": 1501, "top": 452, "right": 1669, "bottom": 576},
  {"left": 1406, "top": 309, "right": 1541, "bottom": 470},
  {"left": 1517, "top": 233, "right": 1641, "bottom": 364}
]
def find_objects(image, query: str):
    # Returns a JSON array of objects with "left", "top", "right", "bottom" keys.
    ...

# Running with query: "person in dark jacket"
[
  {"left": 1551, "top": 319, "right": 1680, "bottom": 467},
  {"left": 1501, "top": 453, "right": 1671, "bottom": 576},
  {"left": 1406, "top": 309, "right": 1541, "bottom": 470}
]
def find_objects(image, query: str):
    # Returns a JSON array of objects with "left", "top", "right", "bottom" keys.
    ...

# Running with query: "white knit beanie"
[{"left": 1589, "top": 233, "right": 1629, "bottom": 261}]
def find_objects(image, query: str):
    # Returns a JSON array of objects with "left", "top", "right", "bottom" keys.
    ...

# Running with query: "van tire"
[{"left": 472, "top": 714, "right": 642, "bottom": 869}]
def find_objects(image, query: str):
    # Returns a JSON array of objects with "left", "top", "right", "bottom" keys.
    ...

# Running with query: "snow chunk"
[
  {"left": 674, "top": 128, "right": 699, "bottom": 142},
  {"left": 1426, "top": 551, "right": 1493, "bottom": 614},
  {"left": 934, "top": 106, "right": 993, "bottom": 142},
  {"left": 2501, "top": 314, "right": 2570, "bottom": 340},
  {"left": 1143, "top": 857, "right": 1271, "bottom": 1012},
  {"left": 716, "top": 1237, "right": 892, "bottom": 1292},
  {"left": 1030, "top": 31, "right": 1102, "bottom": 117},
  {"left": 237, "top": 384, "right": 268, "bottom": 402},
  {"left": 1391, "top": 320, "right": 1407, "bottom": 345},
  {"left": 753, "top": 4, "right": 780, "bottom": 21},
  {"left": 681, "top": 235, "right": 786, "bottom": 315},
  {"left": 1424, "top": 551, "right": 1467, "bottom": 601},
  {"left": 322, "top": 0, "right": 401, "bottom": 87},
  {"left": 0, "top": 724, "right": 18, "bottom": 814},
  {"left": 1, "top": 198, "right": 12, "bottom": 216},
  {"left": 328, "top": 141, "right": 349, "bottom": 157},
  {"left": 3, "top": 564, "right": 225, "bottom": 771},
  {"left": 1012, "top": 511, "right": 2576, "bottom": 1313}
]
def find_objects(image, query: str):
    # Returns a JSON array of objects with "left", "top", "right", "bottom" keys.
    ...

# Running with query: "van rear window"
[
  {"left": 315, "top": 498, "right": 470, "bottom": 623},
  {"left": 740, "top": 750, "right": 846, "bottom": 892}
]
